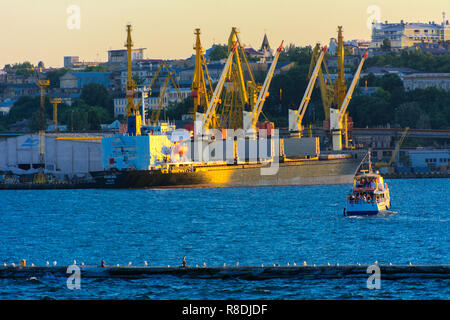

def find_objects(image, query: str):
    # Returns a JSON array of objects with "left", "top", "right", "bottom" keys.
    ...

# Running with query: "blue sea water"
[{"left": 0, "top": 178, "right": 448, "bottom": 300}]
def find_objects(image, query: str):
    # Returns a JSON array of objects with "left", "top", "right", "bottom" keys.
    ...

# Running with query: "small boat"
[{"left": 343, "top": 152, "right": 391, "bottom": 216}]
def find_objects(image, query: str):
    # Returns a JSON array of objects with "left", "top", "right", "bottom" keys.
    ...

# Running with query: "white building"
[
  {"left": 370, "top": 20, "right": 450, "bottom": 51},
  {"left": 402, "top": 73, "right": 450, "bottom": 91},
  {"left": 114, "top": 88, "right": 191, "bottom": 119}
]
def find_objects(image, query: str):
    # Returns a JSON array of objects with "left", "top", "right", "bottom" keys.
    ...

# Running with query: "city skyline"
[{"left": 0, "top": 0, "right": 448, "bottom": 67}]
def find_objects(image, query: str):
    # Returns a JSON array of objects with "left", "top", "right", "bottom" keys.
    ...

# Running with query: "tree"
[
  {"left": 380, "top": 38, "right": 392, "bottom": 51},
  {"left": 208, "top": 44, "right": 228, "bottom": 61}
]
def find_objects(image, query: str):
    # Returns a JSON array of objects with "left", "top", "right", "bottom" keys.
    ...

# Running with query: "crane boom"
[
  {"left": 337, "top": 51, "right": 368, "bottom": 122},
  {"left": 288, "top": 46, "right": 328, "bottom": 134},
  {"left": 200, "top": 44, "right": 237, "bottom": 130},
  {"left": 243, "top": 41, "right": 283, "bottom": 133},
  {"left": 330, "top": 51, "right": 368, "bottom": 150}
]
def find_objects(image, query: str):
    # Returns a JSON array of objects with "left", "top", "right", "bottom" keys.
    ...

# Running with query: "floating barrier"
[{"left": 0, "top": 264, "right": 449, "bottom": 280}]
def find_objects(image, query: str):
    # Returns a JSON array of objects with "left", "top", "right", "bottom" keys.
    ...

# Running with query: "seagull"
[
  {"left": 389, "top": 262, "right": 392, "bottom": 266},
  {"left": 374, "top": 260, "right": 378, "bottom": 264},
  {"left": 53, "top": 261, "right": 57, "bottom": 266},
  {"left": 117, "top": 264, "right": 120, "bottom": 267},
  {"left": 303, "top": 261, "right": 307, "bottom": 266},
  {"left": 223, "top": 263, "right": 226, "bottom": 267},
  {"left": 144, "top": 261, "right": 148, "bottom": 266},
  {"left": 31, "top": 263, "right": 35, "bottom": 267},
  {"left": 81, "top": 262, "right": 85, "bottom": 267},
  {"left": 337, "top": 263, "right": 339, "bottom": 266},
  {"left": 236, "top": 262, "right": 239, "bottom": 267},
  {"left": 128, "top": 262, "right": 132, "bottom": 266},
  {"left": 3, "top": 263, "right": 6, "bottom": 267},
  {"left": 287, "top": 262, "right": 290, "bottom": 266},
  {"left": 261, "top": 264, "right": 264, "bottom": 267},
  {"left": 293, "top": 262, "right": 296, "bottom": 266},
  {"left": 11, "top": 263, "right": 16, "bottom": 267},
  {"left": 313, "top": 264, "right": 316, "bottom": 267},
  {"left": 328, "top": 262, "right": 330, "bottom": 266},
  {"left": 203, "top": 262, "right": 206, "bottom": 267},
  {"left": 196, "top": 264, "right": 199, "bottom": 268},
  {"left": 73, "top": 260, "right": 77, "bottom": 265},
  {"left": 46, "top": 261, "right": 49, "bottom": 266},
  {"left": 409, "top": 262, "right": 413, "bottom": 266},
  {"left": 168, "top": 265, "right": 170, "bottom": 268}
]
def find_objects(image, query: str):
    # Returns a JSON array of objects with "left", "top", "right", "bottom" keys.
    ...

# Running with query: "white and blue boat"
[{"left": 343, "top": 153, "right": 391, "bottom": 216}]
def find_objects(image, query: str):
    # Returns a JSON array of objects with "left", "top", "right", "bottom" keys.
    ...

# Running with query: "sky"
[{"left": 0, "top": 0, "right": 448, "bottom": 67}]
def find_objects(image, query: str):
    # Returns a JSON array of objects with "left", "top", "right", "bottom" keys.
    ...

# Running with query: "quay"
[{"left": 1, "top": 264, "right": 449, "bottom": 280}]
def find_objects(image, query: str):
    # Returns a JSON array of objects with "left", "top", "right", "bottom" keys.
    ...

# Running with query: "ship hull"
[{"left": 90, "top": 157, "right": 362, "bottom": 189}]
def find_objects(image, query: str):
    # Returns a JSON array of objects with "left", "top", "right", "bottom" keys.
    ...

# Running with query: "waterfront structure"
[
  {"left": 107, "top": 48, "right": 145, "bottom": 66},
  {"left": 113, "top": 88, "right": 191, "bottom": 118},
  {"left": 59, "top": 72, "right": 111, "bottom": 90},
  {"left": 0, "top": 133, "right": 103, "bottom": 175},
  {"left": 63, "top": 56, "right": 101, "bottom": 69},
  {"left": 398, "top": 149, "right": 450, "bottom": 170},
  {"left": 370, "top": 20, "right": 450, "bottom": 51},
  {"left": 402, "top": 73, "right": 450, "bottom": 91}
]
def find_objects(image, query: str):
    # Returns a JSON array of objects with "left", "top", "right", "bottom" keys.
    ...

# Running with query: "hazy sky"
[{"left": 0, "top": 0, "right": 448, "bottom": 67}]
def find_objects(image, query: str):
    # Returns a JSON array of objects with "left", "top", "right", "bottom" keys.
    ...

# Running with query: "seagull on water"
[
  {"left": 46, "top": 261, "right": 49, "bottom": 266},
  {"left": 303, "top": 261, "right": 307, "bottom": 266},
  {"left": 128, "top": 262, "right": 132, "bottom": 266},
  {"left": 53, "top": 261, "right": 57, "bottom": 266},
  {"left": 73, "top": 260, "right": 77, "bottom": 265},
  {"left": 144, "top": 261, "right": 148, "bottom": 266},
  {"left": 293, "top": 262, "right": 296, "bottom": 266}
]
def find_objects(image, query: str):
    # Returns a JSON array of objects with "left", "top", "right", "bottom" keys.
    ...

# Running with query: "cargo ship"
[{"left": 88, "top": 130, "right": 366, "bottom": 189}]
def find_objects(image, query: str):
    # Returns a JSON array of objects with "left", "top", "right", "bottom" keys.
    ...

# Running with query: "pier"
[{"left": 1, "top": 264, "right": 449, "bottom": 280}]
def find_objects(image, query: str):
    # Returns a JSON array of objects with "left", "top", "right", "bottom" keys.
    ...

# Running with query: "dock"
[{"left": 1, "top": 264, "right": 449, "bottom": 280}]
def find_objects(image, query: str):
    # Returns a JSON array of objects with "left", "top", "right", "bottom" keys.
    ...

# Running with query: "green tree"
[
  {"left": 380, "top": 38, "right": 391, "bottom": 51},
  {"left": 208, "top": 44, "right": 228, "bottom": 61}
]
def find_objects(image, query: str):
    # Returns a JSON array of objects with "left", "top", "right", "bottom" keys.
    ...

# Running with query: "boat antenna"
[{"left": 368, "top": 148, "right": 372, "bottom": 173}]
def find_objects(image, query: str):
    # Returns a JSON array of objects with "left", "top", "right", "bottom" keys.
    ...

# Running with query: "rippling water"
[{"left": 0, "top": 178, "right": 448, "bottom": 299}]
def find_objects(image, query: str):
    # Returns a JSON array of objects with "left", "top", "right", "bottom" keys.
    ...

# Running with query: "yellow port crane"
[
  {"left": 125, "top": 24, "right": 141, "bottom": 136},
  {"left": 330, "top": 51, "right": 369, "bottom": 151},
  {"left": 200, "top": 43, "right": 238, "bottom": 131},
  {"left": 147, "top": 61, "right": 184, "bottom": 125},
  {"left": 243, "top": 41, "right": 284, "bottom": 136},
  {"left": 307, "top": 43, "right": 334, "bottom": 121},
  {"left": 375, "top": 127, "right": 410, "bottom": 169},
  {"left": 50, "top": 98, "right": 62, "bottom": 132},
  {"left": 34, "top": 68, "right": 50, "bottom": 167},
  {"left": 289, "top": 46, "right": 328, "bottom": 136},
  {"left": 217, "top": 27, "right": 261, "bottom": 129},
  {"left": 191, "top": 28, "right": 214, "bottom": 121}
]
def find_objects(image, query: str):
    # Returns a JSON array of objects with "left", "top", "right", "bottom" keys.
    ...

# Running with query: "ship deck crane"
[
  {"left": 198, "top": 43, "right": 238, "bottom": 132},
  {"left": 330, "top": 51, "right": 368, "bottom": 151},
  {"left": 288, "top": 46, "right": 328, "bottom": 136},
  {"left": 243, "top": 41, "right": 284, "bottom": 136}
]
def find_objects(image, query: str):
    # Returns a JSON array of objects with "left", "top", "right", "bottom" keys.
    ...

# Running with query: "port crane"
[
  {"left": 330, "top": 51, "right": 368, "bottom": 151},
  {"left": 125, "top": 25, "right": 142, "bottom": 136},
  {"left": 199, "top": 43, "right": 238, "bottom": 131},
  {"left": 191, "top": 28, "right": 214, "bottom": 121},
  {"left": 288, "top": 46, "right": 328, "bottom": 136},
  {"left": 34, "top": 68, "right": 50, "bottom": 167},
  {"left": 147, "top": 61, "right": 184, "bottom": 124},
  {"left": 375, "top": 127, "right": 410, "bottom": 170},
  {"left": 243, "top": 41, "right": 284, "bottom": 136},
  {"left": 50, "top": 98, "right": 62, "bottom": 132},
  {"left": 307, "top": 43, "right": 334, "bottom": 121},
  {"left": 218, "top": 27, "right": 261, "bottom": 129}
]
